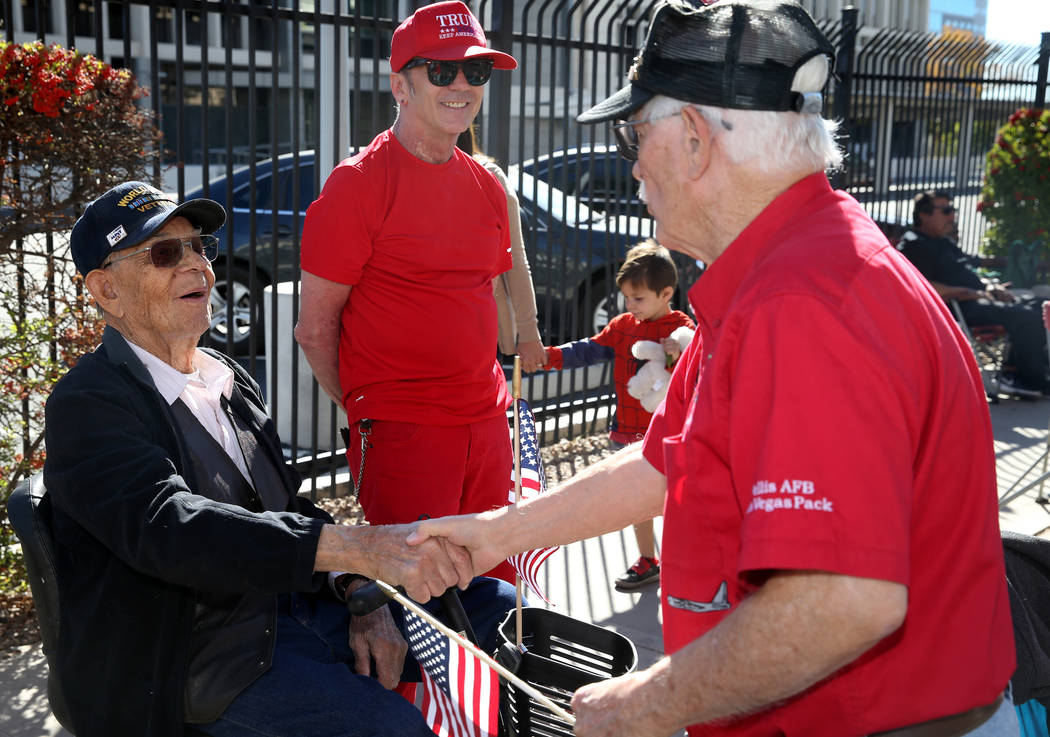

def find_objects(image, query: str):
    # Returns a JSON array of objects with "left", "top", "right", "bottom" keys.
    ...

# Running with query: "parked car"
[
  {"left": 188, "top": 149, "right": 682, "bottom": 354},
  {"left": 186, "top": 151, "right": 316, "bottom": 353},
  {"left": 508, "top": 165, "right": 657, "bottom": 340},
  {"left": 517, "top": 144, "right": 644, "bottom": 216}
]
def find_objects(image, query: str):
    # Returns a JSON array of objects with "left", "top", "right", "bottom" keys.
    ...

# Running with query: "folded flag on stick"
[
  {"left": 405, "top": 607, "right": 499, "bottom": 737},
  {"left": 508, "top": 398, "right": 559, "bottom": 603},
  {"left": 508, "top": 398, "right": 545, "bottom": 502}
]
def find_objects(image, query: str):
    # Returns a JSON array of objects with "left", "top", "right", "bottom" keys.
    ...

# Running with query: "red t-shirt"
[
  {"left": 301, "top": 130, "right": 512, "bottom": 425},
  {"left": 642, "top": 173, "right": 1014, "bottom": 736}
]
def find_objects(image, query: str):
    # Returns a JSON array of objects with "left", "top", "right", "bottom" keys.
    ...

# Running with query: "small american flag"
[
  {"left": 508, "top": 399, "right": 559, "bottom": 603},
  {"left": 405, "top": 608, "right": 499, "bottom": 737},
  {"left": 508, "top": 398, "right": 546, "bottom": 502}
]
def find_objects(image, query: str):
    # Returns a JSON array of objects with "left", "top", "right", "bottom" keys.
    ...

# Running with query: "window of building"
[
  {"left": 21, "top": 0, "right": 54, "bottom": 35},
  {"left": 153, "top": 4, "right": 174, "bottom": 43},
  {"left": 222, "top": 9, "right": 243, "bottom": 48},
  {"left": 253, "top": 0, "right": 275, "bottom": 52},
  {"left": 355, "top": 0, "right": 394, "bottom": 59},
  {"left": 73, "top": 0, "right": 96, "bottom": 37},
  {"left": 107, "top": 1, "right": 126, "bottom": 39},
  {"left": 186, "top": 9, "right": 204, "bottom": 45}
]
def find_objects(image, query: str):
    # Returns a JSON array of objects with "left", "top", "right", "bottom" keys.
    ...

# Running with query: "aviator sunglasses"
[
  {"left": 102, "top": 234, "right": 220, "bottom": 270},
  {"left": 401, "top": 57, "right": 495, "bottom": 86}
]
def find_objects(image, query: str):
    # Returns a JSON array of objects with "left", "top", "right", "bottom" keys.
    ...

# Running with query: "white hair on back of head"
[{"left": 643, "top": 55, "right": 843, "bottom": 174}]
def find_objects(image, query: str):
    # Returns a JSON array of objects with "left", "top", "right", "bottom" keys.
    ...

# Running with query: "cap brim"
[
  {"left": 117, "top": 197, "right": 227, "bottom": 253},
  {"left": 422, "top": 44, "right": 518, "bottom": 69},
  {"left": 166, "top": 198, "right": 227, "bottom": 234},
  {"left": 577, "top": 84, "right": 654, "bottom": 124}
]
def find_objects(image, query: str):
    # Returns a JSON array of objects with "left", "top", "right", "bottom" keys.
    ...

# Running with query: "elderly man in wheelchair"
[{"left": 18, "top": 181, "right": 515, "bottom": 737}]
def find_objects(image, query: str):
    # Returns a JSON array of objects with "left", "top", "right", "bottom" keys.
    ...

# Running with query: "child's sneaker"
[{"left": 614, "top": 556, "right": 660, "bottom": 591}]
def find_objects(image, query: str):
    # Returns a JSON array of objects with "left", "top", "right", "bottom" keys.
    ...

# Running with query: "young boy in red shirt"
[{"left": 536, "top": 241, "right": 694, "bottom": 590}]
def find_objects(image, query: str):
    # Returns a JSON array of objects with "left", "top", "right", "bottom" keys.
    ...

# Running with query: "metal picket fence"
[{"left": 4, "top": 0, "right": 1048, "bottom": 492}]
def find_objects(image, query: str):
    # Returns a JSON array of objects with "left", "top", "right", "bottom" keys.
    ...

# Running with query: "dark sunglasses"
[
  {"left": 102, "top": 234, "right": 219, "bottom": 270},
  {"left": 923, "top": 205, "right": 955, "bottom": 216},
  {"left": 401, "top": 57, "right": 494, "bottom": 87}
]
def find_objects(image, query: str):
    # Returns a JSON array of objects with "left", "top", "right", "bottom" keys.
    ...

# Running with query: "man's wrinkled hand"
[
  {"left": 358, "top": 523, "right": 473, "bottom": 602},
  {"left": 348, "top": 599, "right": 408, "bottom": 690}
]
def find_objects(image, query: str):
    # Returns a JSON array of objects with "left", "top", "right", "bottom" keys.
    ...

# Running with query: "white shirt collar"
[{"left": 125, "top": 341, "right": 235, "bottom": 407}]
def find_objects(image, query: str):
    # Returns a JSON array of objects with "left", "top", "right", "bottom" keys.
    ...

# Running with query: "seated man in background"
[
  {"left": 898, "top": 188, "right": 1050, "bottom": 394},
  {"left": 43, "top": 181, "right": 514, "bottom": 737}
]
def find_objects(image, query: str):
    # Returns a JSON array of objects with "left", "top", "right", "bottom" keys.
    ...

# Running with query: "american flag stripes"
[
  {"left": 508, "top": 398, "right": 559, "bottom": 603},
  {"left": 404, "top": 607, "right": 499, "bottom": 737}
]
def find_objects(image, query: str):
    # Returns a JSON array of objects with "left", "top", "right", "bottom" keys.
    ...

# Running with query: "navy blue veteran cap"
[
  {"left": 577, "top": 0, "right": 835, "bottom": 124},
  {"left": 70, "top": 181, "right": 226, "bottom": 276}
]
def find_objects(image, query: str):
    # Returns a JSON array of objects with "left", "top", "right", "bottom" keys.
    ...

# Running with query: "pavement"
[{"left": 3, "top": 396, "right": 1050, "bottom": 737}]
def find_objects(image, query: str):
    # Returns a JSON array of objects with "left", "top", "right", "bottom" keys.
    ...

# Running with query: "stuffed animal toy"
[{"left": 626, "top": 325, "right": 695, "bottom": 413}]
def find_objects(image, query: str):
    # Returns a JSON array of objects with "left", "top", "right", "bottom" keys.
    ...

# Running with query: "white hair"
[{"left": 643, "top": 55, "right": 843, "bottom": 173}]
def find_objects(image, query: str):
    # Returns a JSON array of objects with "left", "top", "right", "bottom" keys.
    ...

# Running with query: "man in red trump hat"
[{"left": 297, "top": 1, "right": 517, "bottom": 581}]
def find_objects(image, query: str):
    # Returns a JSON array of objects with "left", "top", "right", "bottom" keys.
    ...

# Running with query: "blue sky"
[{"left": 986, "top": 0, "right": 1050, "bottom": 44}]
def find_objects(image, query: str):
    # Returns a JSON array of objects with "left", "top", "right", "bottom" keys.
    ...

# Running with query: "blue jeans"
[
  {"left": 971, "top": 690, "right": 1020, "bottom": 736},
  {"left": 194, "top": 577, "right": 516, "bottom": 737}
]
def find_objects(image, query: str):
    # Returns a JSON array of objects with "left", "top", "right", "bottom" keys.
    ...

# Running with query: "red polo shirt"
[{"left": 642, "top": 173, "right": 1013, "bottom": 736}]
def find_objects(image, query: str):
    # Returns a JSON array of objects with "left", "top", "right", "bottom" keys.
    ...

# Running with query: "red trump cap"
[{"left": 390, "top": 1, "right": 517, "bottom": 72}]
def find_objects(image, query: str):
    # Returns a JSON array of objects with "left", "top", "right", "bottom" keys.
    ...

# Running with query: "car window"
[
  {"left": 516, "top": 172, "right": 600, "bottom": 227},
  {"left": 231, "top": 175, "right": 273, "bottom": 211},
  {"left": 268, "top": 162, "right": 316, "bottom": 213},
  {"left": 576, "top": 156, "right": 637, "bottom": 208}
]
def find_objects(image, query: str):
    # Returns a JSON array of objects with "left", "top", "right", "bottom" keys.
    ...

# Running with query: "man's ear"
[
  {"left": 390, "top": 71, "right": 410, "bottom": 107},
  {"left": 84, "top": 269, "right": 124, "bottom": 319},
  {"left": 679, "top": 105, "right": 713, "bottom": 180}
]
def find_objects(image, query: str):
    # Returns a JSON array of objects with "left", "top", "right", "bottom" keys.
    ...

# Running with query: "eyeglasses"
[
  {"left": 401, "top": 57, "right": 494, "bottom": 87},
  {"left": 610, "top": 110, "right": 686, "bottom": 161},
  {"left": 611, "top": 116, "right": 657, "bottom": 161},
  {"left": 101, "top": 234, "right": 219, "bottom": 270},
  {"left": 936, "top": 205, "right": 956, "bottom": 215}
]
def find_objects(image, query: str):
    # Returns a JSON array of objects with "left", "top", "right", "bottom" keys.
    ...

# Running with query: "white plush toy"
[{"left": 626, "top": 325, "right": 695, "bottom": 413}]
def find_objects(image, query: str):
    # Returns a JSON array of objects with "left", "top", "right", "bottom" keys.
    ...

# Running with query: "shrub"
[
  {"left": 977, "top": 108, "right": 1050, "bottom": 270},
  {"left": 0, "top": 42, "right": 162, "bottom": 596},
  {"left": 0, "top": 41, "right": 163, "bottom": 253}
]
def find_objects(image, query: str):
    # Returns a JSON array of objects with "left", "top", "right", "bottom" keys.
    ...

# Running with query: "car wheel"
[
  {"left": 209, "top": 264, "right": 264, "bottom": 355},
  {"left": 583, "top": 283, "right": 625, "bottom": 336}
]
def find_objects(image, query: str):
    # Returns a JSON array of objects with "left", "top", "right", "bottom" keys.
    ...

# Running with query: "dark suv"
[{"left": 187, "top": 149, "right": 665, "bottom": 353}]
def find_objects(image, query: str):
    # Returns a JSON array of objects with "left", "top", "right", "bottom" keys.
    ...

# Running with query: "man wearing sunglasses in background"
[
  {"left": 297, "top": 1, "right": 520, "bottom": 580},
  {"left": 899, "top": 189, "right": 1050, "bottom": 395},
  {"left": 42, "top": 181, "right": 515, "bottom": 736}
]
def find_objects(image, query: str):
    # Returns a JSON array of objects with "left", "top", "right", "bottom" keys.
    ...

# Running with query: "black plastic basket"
[{"left": 494, "top": 607, "right": 637, "bottom": 737}]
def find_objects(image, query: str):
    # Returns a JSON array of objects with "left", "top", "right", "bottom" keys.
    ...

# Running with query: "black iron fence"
[{"left": 4, "top": 0, "right": 1049, "bottom": 494}]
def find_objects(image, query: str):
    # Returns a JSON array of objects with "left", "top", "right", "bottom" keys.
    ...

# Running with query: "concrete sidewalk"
[{"left": 3, "top": 396, "right": 1050, "bottom": 737}]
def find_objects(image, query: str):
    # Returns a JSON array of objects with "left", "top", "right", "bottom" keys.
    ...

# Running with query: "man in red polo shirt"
[
  {"left": 412, "top": 2, "right": 1016, "bottom": 735},
  {"left": 296, "top": 1, "right": 516, "bottom": 580}
]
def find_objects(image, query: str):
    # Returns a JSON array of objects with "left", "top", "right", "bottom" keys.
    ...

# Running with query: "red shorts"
[{"left": 347, "top": 414, "right": 514, "bottom": 582}]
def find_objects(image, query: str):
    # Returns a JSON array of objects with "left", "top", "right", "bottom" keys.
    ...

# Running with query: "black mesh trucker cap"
[{"left": 577, "top": 0, "right": 835, "bottom": 123}]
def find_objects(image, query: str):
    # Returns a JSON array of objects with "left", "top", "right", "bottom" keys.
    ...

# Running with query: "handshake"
[{"left": 315, "top": 508, "right": 512, "bottom": 602}]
